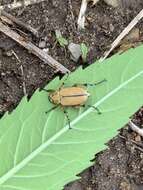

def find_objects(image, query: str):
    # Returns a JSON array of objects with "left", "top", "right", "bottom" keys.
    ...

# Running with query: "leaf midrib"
[{"left": 0, "top": 69, "right": 142, "bottom": 185}]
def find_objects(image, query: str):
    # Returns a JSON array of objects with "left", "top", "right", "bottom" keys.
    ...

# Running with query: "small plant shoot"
[
  {"left": 55, "top": 29, "right": 68, "bottom": 47},
  {"left": 80, "top": 43, "right": 89, "bottom": 63}
]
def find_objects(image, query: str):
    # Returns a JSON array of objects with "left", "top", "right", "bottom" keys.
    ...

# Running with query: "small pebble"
[
  {"left": 135, "top": 135, "right": 141, "bottom": 142},
  {"left": 68, "top": 43, "right": 82, "bottom": 62},
  {"left": 43, "top": 48, "right": 49, "bottom": 53},
  {"left": 39, "top": 40, "right": 46, "bottom": 48},
  {"left": 104, "top": 0, "right": 119, "bottom": 7}
]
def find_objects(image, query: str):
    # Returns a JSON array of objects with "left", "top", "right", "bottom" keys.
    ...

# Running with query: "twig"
[
  {"left": 100, "top": 8, "right": 143, "bottom": 62},
  {"left": 0, "top": 21, "right": 70, "bottom": 74},
  {"left": 20, "top": 65, "right": 27, "bottom": 96},
  {"left": 68, "top": 0, "right": 76, "bottom": 31},
  {"left": 77, "top": 0, "right": 100, "bottom": 30},
  {"left": 0, "top": 0, "right": 46, "bottom": 10},
  {"left": 1, "top": 10, "right": 39, "bottom": 37},
  {"left": 131, "top": 140, "right": 143, "bottom": 152},
  {"left": 131, "top": 140, "right": 143, "bottom": 148},
  {"left": 77, "top": 0, "right": 88, "bottom": 30},
  {"left": 134, "top": 145, "right": 143, "bottom": 152},
  {"left": 128, "top": 120, "right": 143, "bottom": 137},
  {"left": 12, "top": 50, "right": 27, "bottom": 96}
]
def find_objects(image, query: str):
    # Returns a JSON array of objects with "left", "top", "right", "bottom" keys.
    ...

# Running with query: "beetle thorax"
[{"left": 49, "top": 91, "right": 61, "bottom": 104}]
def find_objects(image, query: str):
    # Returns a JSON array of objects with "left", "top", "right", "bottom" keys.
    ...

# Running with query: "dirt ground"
[{"left": 0, "top": 0, "right": 143, "bottom": 189}]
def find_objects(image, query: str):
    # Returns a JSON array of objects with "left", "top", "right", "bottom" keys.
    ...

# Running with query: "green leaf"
[
  {"left": 0, "top": 45, "right": 143, "bottom": 190},
  {"left": 80, "top": 43, "right": 89, "bottom": 62},
  {"left": 55, "top": 30, "right": 68, "bottom": 47}
]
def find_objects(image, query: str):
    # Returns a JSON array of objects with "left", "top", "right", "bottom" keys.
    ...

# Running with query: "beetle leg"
[
  {"left": 88, "top": 106, "right": 102, "bottom": 114},
  {"left": 59, "top": 73, "right": 70, "bottom": 89},
  {"left": 63, "top": 109, "right": 71, "bottom": 129},
  {"left": 83, "top": 79, "right": 107, "bottom": 86},
  {"left": 41, "top": 88, "right": 55, "bottom": 93},
  {"left": 72, "top": 84, "right": 86, "bottom": 88},
  {"left": 45, "top": 105, "right": 59, "bottom": 114},
  {"left": 73, "top": 79, "right": 107, "bottom": 87},
  {"left": 81, "top": 105, "right": 102, "bottom": 114}
]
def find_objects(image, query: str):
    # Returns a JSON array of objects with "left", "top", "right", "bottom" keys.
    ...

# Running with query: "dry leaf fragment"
[
  {"left": 88, "top": 0, "right": 100, "bottom": 5},
  {"left": 104, "top": 0, "right": 119, "bottom": 7},
  {"left": 88, "top": 0, "right": 119, "bottom": 7},
  {"left": 0, "top": 16, "right": 13, "bottom": 25},
  {"left": 116, "top": 28, "right": 141, "bottom": 53}
]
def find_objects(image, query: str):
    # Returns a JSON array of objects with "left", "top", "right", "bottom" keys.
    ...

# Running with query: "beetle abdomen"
[{"left": 60, "top": 87, "right": 89, "bottom": 106}]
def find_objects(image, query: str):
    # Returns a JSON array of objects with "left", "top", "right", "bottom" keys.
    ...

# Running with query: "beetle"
[
  {"left": 49, "top": 86, "right": 90, "bottom": 106},
  {"left": 42, "top": 77, "right": 106, "bottom": 129}
]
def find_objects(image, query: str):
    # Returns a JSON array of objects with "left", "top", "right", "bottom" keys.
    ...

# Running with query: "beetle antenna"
[{"left": 83, "top": 79, "right": 107, "bottom": 86}]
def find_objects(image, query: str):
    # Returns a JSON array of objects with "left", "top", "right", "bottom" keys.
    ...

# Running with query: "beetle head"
[{"left": 49, "top": 91, "right": 60, "bottom": 105}]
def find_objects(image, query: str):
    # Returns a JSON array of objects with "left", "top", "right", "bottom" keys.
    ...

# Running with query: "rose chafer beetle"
[{"left": 42, "top": 75, "right": 106, "bottom": 128}]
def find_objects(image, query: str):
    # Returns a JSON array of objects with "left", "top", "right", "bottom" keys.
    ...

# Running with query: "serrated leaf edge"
[{"left": 0, "top": 69, "right": 142, "bottom": 185}]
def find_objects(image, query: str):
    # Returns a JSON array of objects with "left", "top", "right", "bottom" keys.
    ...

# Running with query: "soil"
[{"left": 0, "top": 0, "right": 143, "bottom": 189}]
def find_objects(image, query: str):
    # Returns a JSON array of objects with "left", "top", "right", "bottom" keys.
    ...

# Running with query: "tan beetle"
[
  {"left": 49, "top": 86, "right": 90, "bottom": 106},
  {"left": 42, "top": 77, "right": 106, "bottom": 128}
]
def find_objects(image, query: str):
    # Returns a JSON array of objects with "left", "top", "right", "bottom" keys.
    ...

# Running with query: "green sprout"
[
  {"left": 80, "top": 43, "right": 89, "bottom": 63},
  {"left": 55, "top": 30, "right": 68, "bottom": 48}
]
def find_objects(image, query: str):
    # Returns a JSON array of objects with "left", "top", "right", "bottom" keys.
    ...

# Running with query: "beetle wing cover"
[{"left": 60, "top": 87, "right": 88, "bottom": 106}]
